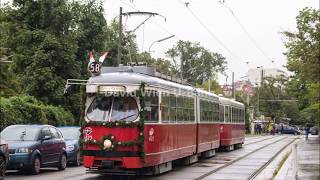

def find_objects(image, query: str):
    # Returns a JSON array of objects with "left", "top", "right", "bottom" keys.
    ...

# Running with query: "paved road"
[{"left": 5, "top": 135, "right": 292, "bottom": 180}]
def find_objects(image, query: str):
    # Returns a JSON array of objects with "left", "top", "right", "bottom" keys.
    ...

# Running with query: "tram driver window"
[
  {"left": 144, "top": 91, "right": 159, "bottom": 123},
  {"left": 111, "top": 97, "right": 139, "bottom": 122}
]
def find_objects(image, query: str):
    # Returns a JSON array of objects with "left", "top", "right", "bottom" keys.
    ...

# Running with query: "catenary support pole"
[{"left": 117, "top": 7, "right": 123, "bottom": 66}]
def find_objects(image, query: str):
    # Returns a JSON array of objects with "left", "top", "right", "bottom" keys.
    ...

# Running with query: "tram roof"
[
  {"left": 196, "top": 88, "right": 219, "bottom": 100},
  {"left": 219, "top": 96, "right": 244, "bottom": 108},
  {"left": 88, "top": 66, "right": 229, "bottom": 102},
  {"left": 88, "top": 71, "right": 196, "bottom": 93}
]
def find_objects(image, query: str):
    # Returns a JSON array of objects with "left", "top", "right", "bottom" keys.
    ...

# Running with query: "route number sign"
[{"left": 88, "top": 62, "right": 102, "bottom": 74}]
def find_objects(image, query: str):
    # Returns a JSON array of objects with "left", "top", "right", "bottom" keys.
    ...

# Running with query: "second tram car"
[
  {"left": 76, "top": 66, "right": 245, "bottom": 175},
  {"left": 219, "top": 97, "right": 245, "bottom": 150}
]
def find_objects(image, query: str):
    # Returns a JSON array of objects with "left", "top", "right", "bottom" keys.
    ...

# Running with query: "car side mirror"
[{"left": 41, "top": 135, "right": 51, "bottom": 141}]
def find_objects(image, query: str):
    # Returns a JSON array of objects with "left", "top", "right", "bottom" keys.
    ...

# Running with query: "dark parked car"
[
  {"left": 0, "top": 139, "right": 8, "bottom": 180},
  {"left": 57, "top": 126, "right": 81, "bottom": 166},
  {"left": 281, "top": 125, "right": 300, "bottom": 135},
  {"left": 0, "top": 125, "right": 67, "bottom": 175},
  {"left": 310, "top": 127, "right": 319, "bottom": 135}
]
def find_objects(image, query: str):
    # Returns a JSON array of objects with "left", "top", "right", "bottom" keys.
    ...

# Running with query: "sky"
[{"left": 103, "top": 0, "right": 319, "bottom": 84}]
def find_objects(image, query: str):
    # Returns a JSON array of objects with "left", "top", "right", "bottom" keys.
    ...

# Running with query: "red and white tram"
[{"left": 77, "top": 66, "right": 245, "bottom": 175}]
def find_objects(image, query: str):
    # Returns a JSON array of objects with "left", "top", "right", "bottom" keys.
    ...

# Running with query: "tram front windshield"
[{"left": 86, "top": 96, "right": 139, "bottom": 122}]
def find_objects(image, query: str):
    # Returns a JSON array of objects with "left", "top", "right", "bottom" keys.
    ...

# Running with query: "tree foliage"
[
  {"left": 0, "top": 0, "right": 108, "bottom": 122},
  {"left": 166, "top": 40, "right": 227, "bottom": 85},
  {"left": 251, "top": 76, "right": 300, "bottom": 124},
  {"left": 0, "top": 95, "right": 73, "bottom": 131},
  {"left": 283, "top": 7, "right": 320, "bottom": 126}
]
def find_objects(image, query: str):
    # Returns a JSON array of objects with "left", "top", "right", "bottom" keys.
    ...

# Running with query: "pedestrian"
[
  {"left": 268, "top": 123, "right": 273, "bottom": 135},
  {"left": 272, "top": 124, "right": 275, "bottom": 135},
  {"left": 280, "top": 124, "right": 284, "bottom": 135},
  {"left": 304, "top": 126, "right": 310, "bottom": 140},
  {"left": 257, "top": 124, "right": 262, "bottom": 134}
]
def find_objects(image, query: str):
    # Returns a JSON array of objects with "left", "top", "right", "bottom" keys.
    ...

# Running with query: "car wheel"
[
  {"left": 73, "top": 151, "right": 81, "bottom": 166},
  {"left": 58, "top": 153, "right": 67, "bottom": 170},
  {"left": 30, "top": 156, "right": 41, "bottom": 175},
  {"left": 0, "top": 156, "right": 6, "bottom": 180}
]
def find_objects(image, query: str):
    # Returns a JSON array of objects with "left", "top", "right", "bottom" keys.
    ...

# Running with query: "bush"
[{"left": 0, "top": 95, "right": 74, "bottom": 131}]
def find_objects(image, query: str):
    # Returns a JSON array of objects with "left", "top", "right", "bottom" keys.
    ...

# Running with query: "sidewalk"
[{"left": 275, "top": 135, "right": 320, "bottom": 180}]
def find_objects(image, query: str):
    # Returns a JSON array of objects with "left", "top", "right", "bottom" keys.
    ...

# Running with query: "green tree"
[
  {"left": 0, "top": 0, "right": 109, "bottom": 123},
  {"left": 251, "top": 76, "right": 300, "bottom": 124},
  {"left": 166, "top": 40, "right": 227, "bottom": 85},
  {"left": 70, "top": 0, "right": 107, "bottom": 76},
  {"left": 283, "top": 7, "right": 320, "bottom": 126},
  {"left": 103, "top": 19, "right": 139, "bottom": 66},
  {"left": 196, "top": 77, "right": 223, "bottom": 95}
]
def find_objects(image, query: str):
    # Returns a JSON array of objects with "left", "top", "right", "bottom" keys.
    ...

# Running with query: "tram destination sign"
[{"left": 98, "top": 86, "right": 126, "bottom": 92}]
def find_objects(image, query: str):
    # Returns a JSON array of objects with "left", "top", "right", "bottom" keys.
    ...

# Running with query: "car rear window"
[{"left": 0, "top": 126, "right": 40, "bottom": 141}]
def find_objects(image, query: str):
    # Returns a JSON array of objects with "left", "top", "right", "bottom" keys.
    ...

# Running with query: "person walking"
[
  {"left": 280, "top": 124, "right": 284, "bottom": 135},
  {"left": 268, "top": 123, "right": 273, "bottom": 135},
  {"left": 304, "top": 126, "right": 310, "bottom": 140},
  {"left": 272, "top": 124, "right": 276, "bottom": 135}
]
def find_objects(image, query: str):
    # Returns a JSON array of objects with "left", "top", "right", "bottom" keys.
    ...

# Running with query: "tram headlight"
[{"left": 103, "top": 139, "right": 112, "bottom": 149}]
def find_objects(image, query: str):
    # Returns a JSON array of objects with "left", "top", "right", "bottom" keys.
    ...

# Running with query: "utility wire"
[
  {"left": 176, "top": 0, "right": 243, "bottom": 61},
  {"left": 220, "top": 1, "right": 274, "bottom": 64}
]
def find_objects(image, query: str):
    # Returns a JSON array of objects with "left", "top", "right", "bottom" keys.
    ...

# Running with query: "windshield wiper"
[
  {"left": 116, "top": 113, "right": 137, "bottom": 121},
  {"left": 20, "top": 130, "right": 26, "bottom": 141}
]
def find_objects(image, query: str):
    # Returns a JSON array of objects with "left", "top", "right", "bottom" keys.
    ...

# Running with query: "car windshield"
[
  {"left": 58, "top": 128, "right": 80, "bottom": 140},
  {"left": 86, "top": 96, "right": 139, "bottom": 122},
  {"left": 0, "top": 126, "right": 40, "bottom": 141}
]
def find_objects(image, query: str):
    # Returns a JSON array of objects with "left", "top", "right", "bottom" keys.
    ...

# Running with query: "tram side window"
[
  {"left": 234, "top": 108, "right": 239, "bottom": 123},
  {"left": 225, "top": 106, "right": 230, "bottom": 122},
  {"left": 189, "top": 97, "right": 195, "bottom": 122},
  {"left": 161, "top": 93, "right": 170, "bottom": 122},
  {"left": 178, "top": 96, "right": 194, "bottom": 123},
  {"left": 241, "top": 109, "right": 245, "bottom": 123},
  {"left": 219, "top": 105, "right": 224, "bottom": 122},
  {"left": 200, "top": 99, "right": 209, "bottom": 122},
  {"left": 233, "top": 107, "right": 236, "bottom": 123},
  {"left": 200, "top": 99, "right": 218, "bottom": 123},
  {"left": 235, "top": 108, "right": 239, "bottom": 123},
  {"left": 214, "top": 103, "right": 219, "bottom": 122},
  {"left": 169, "top": 94, "right": 177, "bottom": 123},
  {"left": 176, "top": 96, "right": 181, "bottom": 122},
  {"left": 161, "top": 93, "right": 195, "bottom": 123},
  {"left": 210, "top": 101, "right": 215, "bottom": 122},
  {"left": 144, "top": 91, "right": 159, "bottom": 122},
  {"left": 231, "top": 107, "right": 234, "bottom": 123}
]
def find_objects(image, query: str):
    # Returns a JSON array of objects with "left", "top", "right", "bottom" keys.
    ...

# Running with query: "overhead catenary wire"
[
  {"left": 176, "top": 0, "right": 243, "bottom": 62},
  {"left": 220, "top": 1, "right": 274, "bottom": 64}
]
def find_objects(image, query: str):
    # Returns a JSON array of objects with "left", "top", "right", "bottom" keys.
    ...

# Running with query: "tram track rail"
[
  {"left": 244, "top": 135, "right": 278, "bottom": 146},
  {"left": 194, "top": 136, "right": 293, "bottom": 180},
  {"left": 247, "top": 137, "right": 298, "bottom": 180}
]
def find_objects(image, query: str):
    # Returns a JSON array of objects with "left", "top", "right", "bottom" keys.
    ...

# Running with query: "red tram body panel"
[
  {"left": 144, "top": 124, "right": 197, "bottom": 166},
  {"left": 197, "top": 124, "right": 220, "bottom": 153},
  {"left": 220, "top": 124, "right": 245, "bottom": 146}
]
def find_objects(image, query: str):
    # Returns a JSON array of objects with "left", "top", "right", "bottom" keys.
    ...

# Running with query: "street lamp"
[{"left": 148, "top": 35, "right": 175, "bottom": 54}]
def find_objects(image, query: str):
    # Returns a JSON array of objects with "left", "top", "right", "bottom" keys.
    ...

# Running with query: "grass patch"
[{"left": 272, "top": 151, "right": 291, "bottom": 179}]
